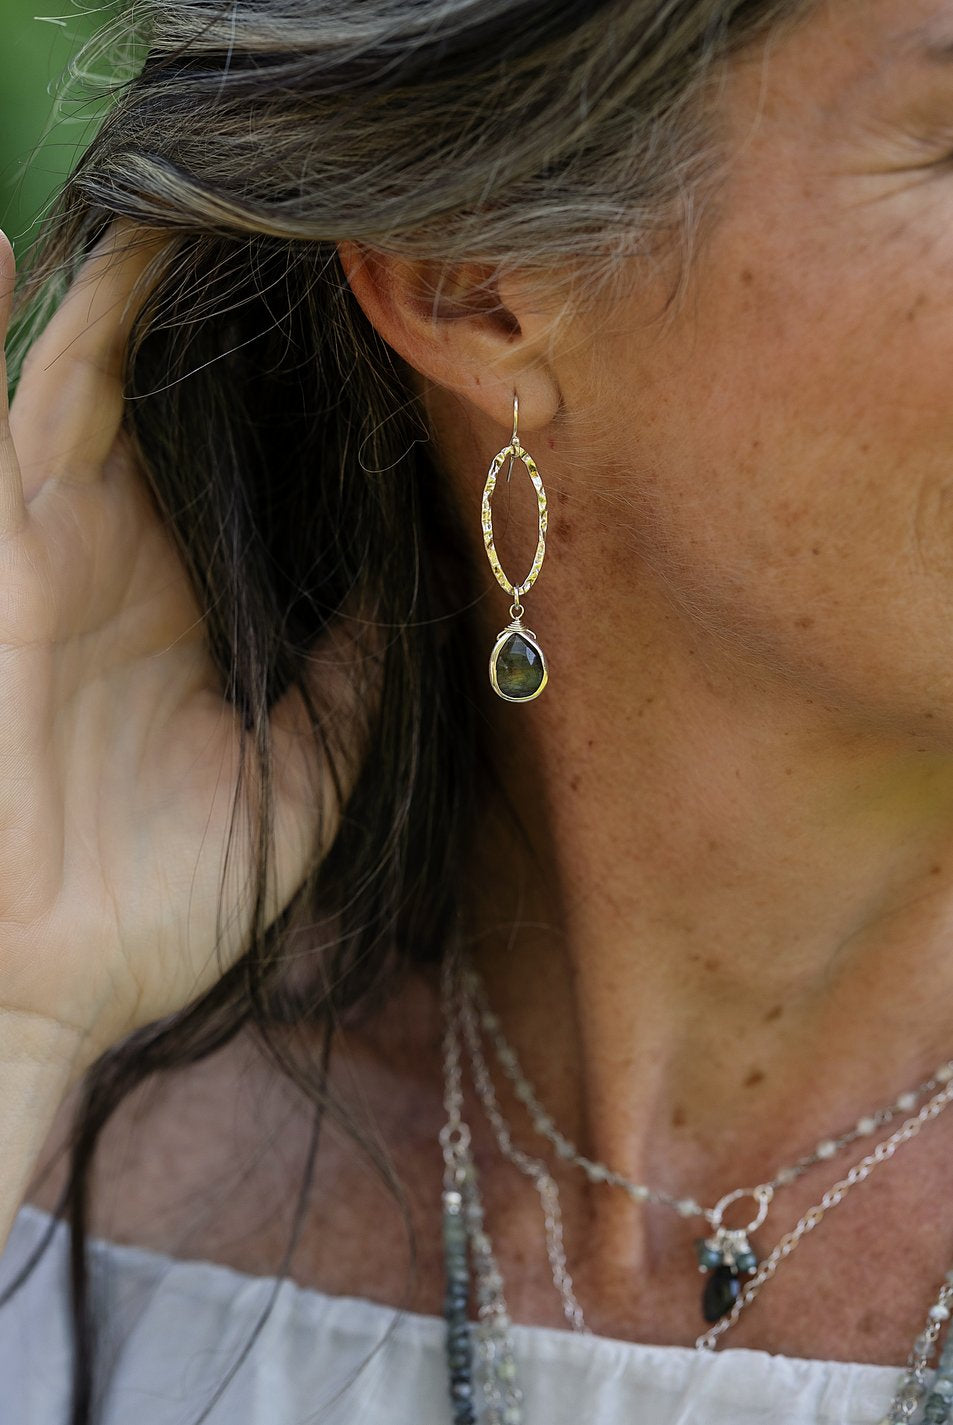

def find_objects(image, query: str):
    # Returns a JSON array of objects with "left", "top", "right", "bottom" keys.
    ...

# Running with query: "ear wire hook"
[{"left": 506, "top": 391, "right": 519, "bottom": 482}]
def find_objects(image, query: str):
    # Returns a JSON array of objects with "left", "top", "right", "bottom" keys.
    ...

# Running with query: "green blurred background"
[{"left": 2, "top": 0, "right": 113, "bottom": 249}]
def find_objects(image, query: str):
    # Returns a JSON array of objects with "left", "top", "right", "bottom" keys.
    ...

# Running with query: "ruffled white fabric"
[{"left": 0, "top": 1202, "right": 904, "bottom": 1423}]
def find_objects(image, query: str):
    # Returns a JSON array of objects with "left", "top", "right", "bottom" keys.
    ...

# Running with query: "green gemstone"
[
  {"left": 695, "top": 1239, "right": 723, "bottom": 1271},
  {"left": 493, "top": 632, "right": 545, "bottom": 700}
]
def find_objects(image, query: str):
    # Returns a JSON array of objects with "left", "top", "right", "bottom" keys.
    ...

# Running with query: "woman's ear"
[{"left": 336, "top": 240, "right": 560, "bottom": 434}]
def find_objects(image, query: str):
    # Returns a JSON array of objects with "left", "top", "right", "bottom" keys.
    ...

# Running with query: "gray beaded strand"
[
  {"left": 442, "top": 1187, "right": 477, "bottom": 1425},
  {"left": 440, "top": 939, "right": 524, "bottom": 1425},
  {"left": 924, "top": 1308, "right": 953, "bottom": 1424},
  {"left": 460, "top": 1163, "right": 524, "bottom": 1425},
  {"left": 878, "top": 1273, "right": 953, "bottom": 1424}
]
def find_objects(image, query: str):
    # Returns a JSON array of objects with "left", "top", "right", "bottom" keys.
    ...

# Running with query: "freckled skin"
[
  {"left": 560, "top": 9, "right": 953, "bottom": 731},
  {"left": 108, "top": 0, "right": 953, "bottom": 1367}
]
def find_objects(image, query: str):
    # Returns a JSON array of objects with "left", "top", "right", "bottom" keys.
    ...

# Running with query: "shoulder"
[{"left": 24, "top": 971, "right": 448, "bottom": 1311}]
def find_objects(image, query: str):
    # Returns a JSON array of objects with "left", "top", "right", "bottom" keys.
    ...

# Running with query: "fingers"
[
  {"left": 0, "top": 233, "right": 27, "bottom": 539},
  {"left": 10, "top": 223, "right": 169, "bottom": 501},
  {"left": 266, "top": 623, "right": 377, "bottom": 926}
]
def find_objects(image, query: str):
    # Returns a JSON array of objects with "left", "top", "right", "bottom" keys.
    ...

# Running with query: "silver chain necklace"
[
  {"left": 438, "top": 936, "right": 953, "bottom": 1425},
  {"left": 457, "top": 946, "right": 953, "bottom": 1330}
]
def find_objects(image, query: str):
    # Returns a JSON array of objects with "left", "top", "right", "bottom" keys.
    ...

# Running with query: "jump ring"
[{"left": 707, "top": 1184, "right": 774, "bottom": 1233}]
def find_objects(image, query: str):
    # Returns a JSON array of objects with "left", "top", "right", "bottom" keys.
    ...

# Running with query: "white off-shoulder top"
[{"left": 0, "top": 1201, "right": 907, "bottom": 1423}]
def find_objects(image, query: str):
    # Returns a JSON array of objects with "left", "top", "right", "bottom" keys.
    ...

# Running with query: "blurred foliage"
[{"left": 1, "top": 1, "right": 115, "bottom": 252}]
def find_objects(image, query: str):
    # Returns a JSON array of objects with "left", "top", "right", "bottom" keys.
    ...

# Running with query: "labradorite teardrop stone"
[
  {"left": 702, "top": 1266, "right": 742, "bottom": 1323},
  {"left": 494, "top": 632, "right": 545, "bottom": 700}
]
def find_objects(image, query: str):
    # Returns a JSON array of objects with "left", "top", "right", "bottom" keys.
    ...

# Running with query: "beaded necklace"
[{"left": 438, "top": 938, "right": 953, "bottom": 1425}]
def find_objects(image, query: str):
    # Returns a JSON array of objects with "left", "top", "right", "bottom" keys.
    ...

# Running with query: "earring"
[{"left": 481, "top": 391, "right": 549, "bottom": 702}]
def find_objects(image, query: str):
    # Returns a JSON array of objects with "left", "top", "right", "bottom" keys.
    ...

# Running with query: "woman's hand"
[{"left": 0, "top": 228, "right": 345, "bottom": 1078}]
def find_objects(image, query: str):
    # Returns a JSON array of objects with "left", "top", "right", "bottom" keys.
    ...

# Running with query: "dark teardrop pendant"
[
  {"left": 489, "top": 624, "right": 548, "bottom": 702},
  {"left": 702, "top": 1265, "right": 742, "bottom": 1323}
]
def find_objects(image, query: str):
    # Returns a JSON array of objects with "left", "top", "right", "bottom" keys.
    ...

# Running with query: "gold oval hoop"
[{"left": 480, "top": 444, "right": 548, "bottom": 598}]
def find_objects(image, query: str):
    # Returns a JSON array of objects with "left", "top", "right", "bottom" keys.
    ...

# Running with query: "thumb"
[
  {"left": 0, "top": 230, "right": 15, "bottom": 413},
  {"left": 0, "top": 233, "right": 26, "bottom": 537}
]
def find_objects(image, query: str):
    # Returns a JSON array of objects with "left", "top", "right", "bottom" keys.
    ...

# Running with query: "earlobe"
[{"left": 334, "top": 239, "right": 560, "bottom": 434}]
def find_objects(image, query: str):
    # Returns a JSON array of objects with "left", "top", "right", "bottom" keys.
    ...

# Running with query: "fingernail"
[{"left": 0, "top": 232, "right": 14, "bottom": 333}]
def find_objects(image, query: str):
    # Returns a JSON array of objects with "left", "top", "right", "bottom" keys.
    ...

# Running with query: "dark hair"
[{"left": 3, "top": 1, "right": 814, "bottom": 1420}]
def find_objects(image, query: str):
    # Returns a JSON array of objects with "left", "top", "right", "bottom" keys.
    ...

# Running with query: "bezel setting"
[{"left": 488, "top": 620, "right": 548, "bottom": 703}]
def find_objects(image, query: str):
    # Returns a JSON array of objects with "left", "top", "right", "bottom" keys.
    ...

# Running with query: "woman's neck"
[{"left": 461, "top": 572, "right": 953, "bottom": 1277}]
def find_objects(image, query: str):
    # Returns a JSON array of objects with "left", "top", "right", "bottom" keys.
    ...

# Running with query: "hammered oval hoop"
[{"left": 481, "top": 423, "right": 548, "bottom": 599}]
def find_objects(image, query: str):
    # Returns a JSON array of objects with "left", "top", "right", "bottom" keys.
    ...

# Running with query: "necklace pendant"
[{"left": 695, "top": 1229, "right": 759, "bottom": 1323}]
